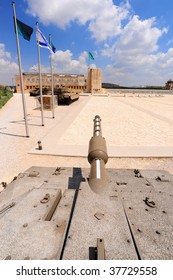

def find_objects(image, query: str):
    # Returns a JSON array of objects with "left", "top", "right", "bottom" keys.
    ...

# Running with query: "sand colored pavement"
[
  {"left": 30, "top": 94, "right": 173, "bottom": 156},
  {"left": 1, "top": 93, "right": 173, "bottom": 187}
]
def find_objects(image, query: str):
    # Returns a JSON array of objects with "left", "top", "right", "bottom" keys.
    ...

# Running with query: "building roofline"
[{"left": 19, "top": 72, "right": 85, "bottom": 77}]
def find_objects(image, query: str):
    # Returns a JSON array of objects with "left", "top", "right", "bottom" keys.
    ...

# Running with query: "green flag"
[
  {"left": 16, "top": 19, "right": 33, "bottom": 41},
  {"left": 49, "top": 37, "right": 56, "bottom": 53},
  {"left": 89, "top": 52, "right": 94, "bottom": 60}
]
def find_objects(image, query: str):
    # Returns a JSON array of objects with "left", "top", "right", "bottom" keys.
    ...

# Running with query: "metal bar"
[
  {"left": 88, "top": 115, "right": 108, "bottom": 193},
  {"left": 121, "top": 201, "right": 142, "bottom": 260},
  {"left": 44, "top": 190, "right": 62, "bottom": 221},
  {"left": 36, "top": 21, "right": 44, "bottom": 126},
  {"left": 12, "top": 2, "right": 29, "bottom": 137},
  {"left": 0, "top": 202, "right": 15, "bottom": 215},
  {"left": 96, "top": 159, "right": 101, "bottom": 179},
  {"left": 60, "top": 189, "right": 79, "bottom": 260},
  {"left": 49, "top": 34, "right": 55, "bottom": 119},
  {"left": 93, "top": 115, "right": 102, "bottom": 136},
  {"left": 97, "top": 238, "right": 105, "bottom": 260}
]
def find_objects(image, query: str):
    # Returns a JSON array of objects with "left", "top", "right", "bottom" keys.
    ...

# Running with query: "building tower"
[{"left": 86, "top": 68, "right": 102, "bottom": 93}]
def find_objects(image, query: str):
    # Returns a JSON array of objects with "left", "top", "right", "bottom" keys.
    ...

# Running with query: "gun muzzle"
[{"left": 88, "top": 115, "right": 108, "bottom": 194}]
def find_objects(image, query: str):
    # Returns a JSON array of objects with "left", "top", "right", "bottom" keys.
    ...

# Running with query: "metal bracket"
[
  {"left": 0, "top": 202, "right": 15, "bottom": 215},
  {"left": 44, "top": 190, "right": 62, "bottom": 221},
  {"left": 97, "top": 238, "right": 105, "bottom": 260}
]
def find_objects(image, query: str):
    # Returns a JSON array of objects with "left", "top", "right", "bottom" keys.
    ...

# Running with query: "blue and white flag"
[{"left": 36, "top": 28, "right": 51, "bottom": 50}]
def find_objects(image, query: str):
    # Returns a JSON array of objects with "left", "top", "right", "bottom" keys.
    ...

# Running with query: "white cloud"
[
  {"left": 29, "top": 51, "right": 92, "bottom": 75},
  {"left": 26, "top": 0, "right": 130, "bottom": 41},
  {"left": 116, "top": 16, "right": 167, "bottom": 55},
  {"left": 51, "top": 50, "right": 89, "bottom": 74},
  {"left": 89, "top": 1, "right": 129, "bottom": 41},
  {"left": 103, "top": 47, "right": 173, "bottom": 86},
  {"left": 25, "top": 0, "right": 173, "bottom": 86},
  {"left": 0, "top": 44, "right": 11, "bottom": 59},
  {"left": 27, "top": 0, "right": 98, "bottom": 27},
  {"left": 0, "top": 44, "right": 18, "bottom": 85},
  {"left": 102, "top": 16, "right": 170, "bottom": 86}
]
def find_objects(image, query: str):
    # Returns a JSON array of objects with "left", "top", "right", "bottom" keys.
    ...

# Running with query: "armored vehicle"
[
  {"left": 54, "top": 85, "right": 79, "bottom": 105},
  {"left": 30, "top": 85, "right": 79, "bottom": 105},
  {"left": 29, "top": 87, "right": 49, "bottom": 97}
]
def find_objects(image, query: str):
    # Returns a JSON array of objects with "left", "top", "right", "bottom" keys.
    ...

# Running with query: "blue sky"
[{"left": 1, "top": 0, "right": 173, "bottom": 86}]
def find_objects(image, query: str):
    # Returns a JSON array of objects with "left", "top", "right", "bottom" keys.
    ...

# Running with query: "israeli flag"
[{"left": 36, "top": 28, "right": 51, "bottom": 50}]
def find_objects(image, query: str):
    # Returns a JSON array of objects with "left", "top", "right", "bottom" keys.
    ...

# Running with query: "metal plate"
[
  {"left": 62, "top": 181, "right": 138, "bottom": 260},
  {"left": 0, "top": 188, "right": 75, "bottom": 259}
]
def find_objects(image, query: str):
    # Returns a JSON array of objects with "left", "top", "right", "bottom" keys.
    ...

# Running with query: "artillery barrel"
[{"left": 88, "top": 115, "right": 108, "bottom": 194}]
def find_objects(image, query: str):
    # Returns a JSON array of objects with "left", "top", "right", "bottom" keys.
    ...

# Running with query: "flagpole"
[
  {"left": 49, "top": 34, "right": 55, "bottom": 119},
  {"left": 12, "top": 1, "right": 29, "bottom": 137},
  {"left": 36, "top": 21, "right": 44, "bottom": 126},
  {"left": 88, "top": 51, "right": 90, "bottom": 68}
]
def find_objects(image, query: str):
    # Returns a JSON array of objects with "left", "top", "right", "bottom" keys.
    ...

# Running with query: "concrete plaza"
[
  {"left": 0, "top": 92, "right": 173, "bottom": 186},
  {"left": 30, "top": 93, "right": 173, "bottom": 157}
]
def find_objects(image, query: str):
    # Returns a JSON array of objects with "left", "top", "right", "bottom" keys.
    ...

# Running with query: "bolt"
[
  {"left": 37, "top": 141, "right": 42, "bottom": 150},
  {"left": 23, "top": 223, "right": 28, "bottom": 228}
]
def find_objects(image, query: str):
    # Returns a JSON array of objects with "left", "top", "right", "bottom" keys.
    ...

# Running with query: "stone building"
[
  {"left": 86, "top": 68, "right": 102, "bottom": 93},
  {"left": 165, "top": 80, "right": 173, "bottom": 90},
  {"left": 15, "top": 68, "right": 102, "bottom": 94},
  {"left": 15, "top": 73, "right": 87, "bottom": 94}
]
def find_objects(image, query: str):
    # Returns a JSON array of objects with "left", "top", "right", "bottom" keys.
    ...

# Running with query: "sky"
[{"left": 1, "top": 0, "right": 173, "bottom": 87}]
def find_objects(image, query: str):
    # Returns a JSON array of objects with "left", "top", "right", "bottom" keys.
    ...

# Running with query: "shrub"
[{"left": 0, "top": 90, "right": 13, "bottom": 109}]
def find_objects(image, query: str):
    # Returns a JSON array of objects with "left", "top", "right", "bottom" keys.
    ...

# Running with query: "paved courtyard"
[
  {"left": 1, "top": 92, "right": 173, "bottom": 186},
  {"left": 30, "top": 94, "right": 173, "bottom": 157}
]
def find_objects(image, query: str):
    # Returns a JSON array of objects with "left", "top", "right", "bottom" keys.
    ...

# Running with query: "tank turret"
[{"left": 54, "top": 85, "right": 79, "bottom": 105}]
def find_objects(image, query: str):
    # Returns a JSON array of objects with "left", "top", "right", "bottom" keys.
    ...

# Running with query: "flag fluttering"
[
  {"left": 16, "top": 18, "right": 33, "bottom": 41},
  {"left": 36, "top": 28, "right": 51, "bottom": 50},
  {"left": 49, "top": 36, "right": 56, "bottom": 53},
  {"left": 88, "top": 52, "right": 94, "bottom": 60}
]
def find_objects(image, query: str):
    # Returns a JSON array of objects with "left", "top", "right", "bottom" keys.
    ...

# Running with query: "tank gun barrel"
[
  {"left": 88, "top": 115, "right": 108, "bottom": 194},
  {"left": 93, "top": 115, "right": 102, "bottom": 136}
]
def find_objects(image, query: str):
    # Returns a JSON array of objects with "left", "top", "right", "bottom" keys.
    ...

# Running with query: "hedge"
[{"left": 0, "top": 90, "right": 13, "bottom": 109}]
